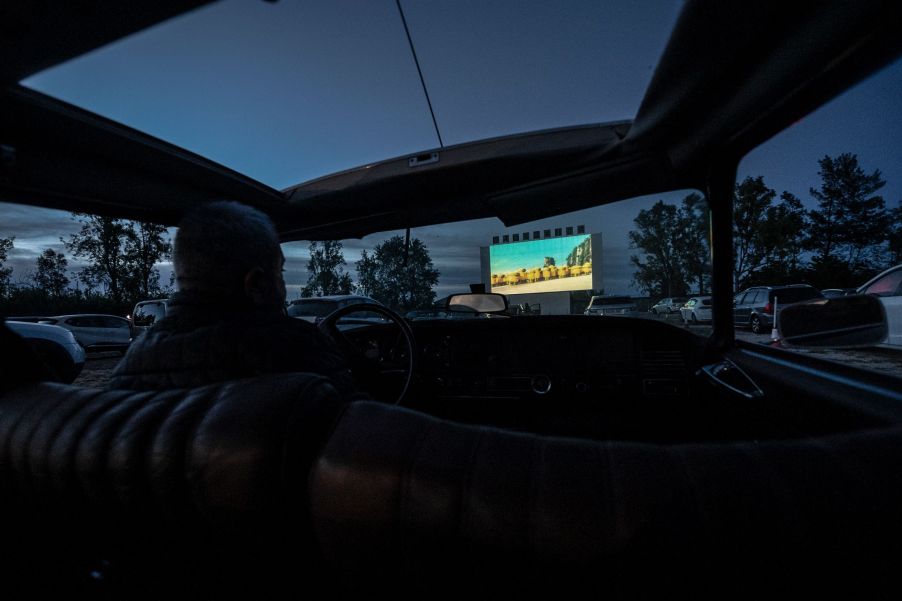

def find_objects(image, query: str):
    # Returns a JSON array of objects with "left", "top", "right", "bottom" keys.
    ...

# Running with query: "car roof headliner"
[{"left": 2, "top": 0, "right": 900, "bottom": 241}]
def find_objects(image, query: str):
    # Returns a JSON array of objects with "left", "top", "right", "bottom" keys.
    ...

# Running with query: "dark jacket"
[{"left": 110, "top": 292, "right": 361, "bottom": 398}]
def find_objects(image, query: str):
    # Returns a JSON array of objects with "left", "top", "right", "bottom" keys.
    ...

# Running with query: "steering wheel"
[{"left": 317, "top": 302, "right": 417, "bottom": 405}]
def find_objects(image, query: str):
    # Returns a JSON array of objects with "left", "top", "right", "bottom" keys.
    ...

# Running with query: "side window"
[
  {"left": 864, "top": 270, "right": 902, "bottom": 297},
  {"left": 102, "top": 317, "right": 129, "bottom": 329},
  {"left": 133, "top": 303, "right": 159, "bottom": 327},
  {"left": 65, "top": 317, "right": 84, "bottom": 327},
  {"left": 737, "top": 54, "right": 901, "bottom": 375}
]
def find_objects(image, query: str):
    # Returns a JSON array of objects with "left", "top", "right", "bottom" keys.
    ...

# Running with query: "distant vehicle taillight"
[{"left": 763, "top": 302, "right": 773, "bottom": 314}]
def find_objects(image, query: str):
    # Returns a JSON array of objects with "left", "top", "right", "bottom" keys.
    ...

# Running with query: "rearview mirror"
[
  {"left": 779, "top": 294, "right": 888, "bottom": 348},
  {"left": 447, "top": 293, "right": 508, "bottom": 314}
]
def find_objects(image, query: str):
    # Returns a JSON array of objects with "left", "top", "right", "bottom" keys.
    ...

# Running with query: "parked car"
[
  {"left": 583, "top": 295, "right": 637, "bottom": 316},
  {"left": 651, "top": 297, "right": 688, "bottom": 314},
  {"left": 679, "top": 296, "right": 712, "bottom": 324},
  {"left": 129, "top": 299, "right": 170, "bottom": 337},
  {"left": 40, "top": 314, "right": 131, "bottom": 354},
  {"left": 287, "top": 295, "right": 380, "bottom": 323},
  {"left": 858, "top": 264, "right": 902, "bottom": 346},
  {"left": 3, "top": 1, "right": 902, "bottom": 596},
  {"left": 4, "top": 319, "right": 85, "bottom": 383},
  {"left": 733, "top": 285, "right": 824, "bottom": 334},
  {"left": 821, "top": 288, "right": 856, "bottom": 298}
]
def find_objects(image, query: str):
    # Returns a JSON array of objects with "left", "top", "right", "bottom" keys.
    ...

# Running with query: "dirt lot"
[
  {"left": 74, "top": 316, "right": 902, "bottom": 388},
  {"left": 73, "top": 352, "right": 122, "bottom": 388},
  {"left": 651, "top": 311, "right": 902, "bottom": 376}
]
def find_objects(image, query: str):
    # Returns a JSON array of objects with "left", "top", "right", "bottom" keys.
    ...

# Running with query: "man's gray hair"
[{"left": 174, "top": 201, "right": 280, "bottom": 291}]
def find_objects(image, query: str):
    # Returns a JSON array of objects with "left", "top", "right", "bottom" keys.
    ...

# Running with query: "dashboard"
[{"left": 343, "top": 315, "right": 711, "bottom": 440}]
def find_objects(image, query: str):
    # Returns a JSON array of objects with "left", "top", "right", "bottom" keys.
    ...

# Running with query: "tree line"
[
  {"left": 302, "top": 235, "right": 440, "bottom": 312},
  {"left": 0, "top": 214, "right": 171, "bottom": 316},
  {"left": 1, "top": 216, "right": 442, "bottom": 317},
  {"left": 630, "top": 153, "right": 902, "bottom": 297}
]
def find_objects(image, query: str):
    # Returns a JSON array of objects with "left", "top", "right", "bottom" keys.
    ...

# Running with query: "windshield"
[{"left": 280, "top": 188, "right": 709, "bottom": 319}]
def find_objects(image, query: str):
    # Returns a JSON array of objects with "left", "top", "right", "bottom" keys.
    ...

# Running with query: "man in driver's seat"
[{"left": 110, "top": 200, "right": 360, "bottom": 398}]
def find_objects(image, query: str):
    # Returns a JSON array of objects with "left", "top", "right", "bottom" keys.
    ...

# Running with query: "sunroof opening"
[{"left": 22, "top": 0, "right": 680, "bottom": 189}]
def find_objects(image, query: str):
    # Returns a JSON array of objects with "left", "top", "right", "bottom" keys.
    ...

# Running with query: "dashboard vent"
[{"left": 640, "top": 350, "right": 685, "bottom": 377}]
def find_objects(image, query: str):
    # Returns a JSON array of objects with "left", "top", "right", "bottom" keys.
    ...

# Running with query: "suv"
[
  {"left": 287, "top": 295, "right": 378, "bottom": 323},
  {"left": 584, "top": 295, "right": 637, "bottom": 316},
  {"left": 129, "top": 299, "right": 170, "bottom": 337},
  {"left": 733, "top": 285, "right": 823, "bottom": 334},
  {"left": 43, "top": 314, "right": 131, "bottom": 354},
  {"left": 650, "top": 297, "right": 688, "bottom": 314}
]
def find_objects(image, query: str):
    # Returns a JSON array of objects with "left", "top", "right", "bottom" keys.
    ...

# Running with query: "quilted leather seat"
[{"left": 0, "top": 373, "right": 344, "bottom": 598}]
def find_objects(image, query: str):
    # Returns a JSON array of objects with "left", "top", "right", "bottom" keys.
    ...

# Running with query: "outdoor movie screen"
[{"left": 489, "top": 234, "right": 592, "bottom": 294}]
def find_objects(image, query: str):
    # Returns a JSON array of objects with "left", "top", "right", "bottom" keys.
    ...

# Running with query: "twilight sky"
[{"left": 2, "top": 0, "right": 901, "bottom": 299}]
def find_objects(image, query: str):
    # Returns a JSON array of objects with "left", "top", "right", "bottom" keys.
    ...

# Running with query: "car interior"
[{"left": 2, "top": 1, "right": 902, "bottom": 596}]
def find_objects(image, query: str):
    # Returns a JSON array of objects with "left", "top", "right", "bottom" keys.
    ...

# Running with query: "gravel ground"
[
  {"left": 73, "top": 352, "right": 122, "bottom": 388},
  {"left": 72, "top": 316, "right": 902, "bottom": 388}
]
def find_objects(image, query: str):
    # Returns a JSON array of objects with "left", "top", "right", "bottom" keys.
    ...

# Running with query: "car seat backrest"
[
  {"left": 0, "top": 373, "right": 344, "bottom": 597},
  {"left": 310, "top": 400, "right": 902, "bottom": 594}
]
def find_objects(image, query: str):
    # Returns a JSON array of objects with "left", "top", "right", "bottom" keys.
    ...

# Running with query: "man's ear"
[{"left": 243, "top": 267, "right": 268, "bottom": 304}]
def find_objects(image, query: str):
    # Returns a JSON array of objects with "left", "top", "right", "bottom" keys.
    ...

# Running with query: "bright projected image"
[{"left": 490, "top": 234, "right": 592, "bottom": 294}]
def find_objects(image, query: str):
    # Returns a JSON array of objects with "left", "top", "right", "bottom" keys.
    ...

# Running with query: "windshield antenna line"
[{"left": 396, "top": 0, "right": 444, "bottom": 148}]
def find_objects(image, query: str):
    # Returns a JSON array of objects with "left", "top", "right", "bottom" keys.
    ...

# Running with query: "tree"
[
  {"left": 806, "top": 153, "right": 889, "bottom": 273},
  {"left": 0, "top": 236, "right": 13, "bottom": 298},
  {"left": 888, "top": 201, "right": 902, "bottom": 265},
  {"left": 676, "top": 193, "right": 711, "bottom": 294},
  {"left": 301, "top": 240, "right": 353, "bottom": 297},
  {"left": 732, "top": 177, "right": 810, "bottom": 289},
  {"left": 356, "top": 235, "right": 439, "bottom": 311},
  {"left": 33, "top": 248, "right": 70, "bottom": 298},
  {"left": 742, "top": 191, "right": 809, "bottom": 286},
  {"left": 733, "top": 176, "right": 777, "bottom": 289},
  {"left": 64, "top": 215, "right": 171, "bottom": 304},
  {"left": 629, "top": 201, "right": 690, "bottom": 297},
  {"left": 65, "top": 214, "right": 133, "bottom": 304},
  {"left": 126, "top": 221, "right": 171, "bottom": 299}
]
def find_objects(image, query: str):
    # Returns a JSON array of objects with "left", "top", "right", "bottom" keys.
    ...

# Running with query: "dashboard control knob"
[{"left": 531, "top": 375, "right": 551, "bottom": 395}]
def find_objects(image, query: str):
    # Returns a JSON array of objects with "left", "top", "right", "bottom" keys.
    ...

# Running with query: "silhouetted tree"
[
  {"left": 65, "top": 214, "right": 132, "bottom": 304},
  {"left": 888, "top": 201, "right": 902, "bottom": 265},
  {"left": 806, "top": 153, "right": 889, "bottom": 273},
  {"left": 733, "top": 176, "right": 777, "bottom": 289},
  {"left": 677, "top": 193, "right": 711, "bottom": 294},
  {"left": 0, "top": 236, "right": 13, "bottom": 298},
  {"left": 629, "top": 201, "right": 689, "bottom": 297},
  {"left": 33, "top": 248, "right": 69, "bottom": 298},
  {"left": 356, "top": 236, "right": 439, "bottom": 311},
  {"left": 126, "top": 222, "right": 171, "bottom": 299},
  {"left": 301, "top": 240, "right": 353, "bottom": 297},
  {"left": 65, "top": 215, "right": 171, "bottom": 304}
]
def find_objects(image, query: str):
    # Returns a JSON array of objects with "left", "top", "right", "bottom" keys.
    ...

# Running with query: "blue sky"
[
  {"left": 490, "top": 234, "right": 591, "bottom": 274},
  {"left": 3, "top": 0, "right": 901, "bottom": 299}
]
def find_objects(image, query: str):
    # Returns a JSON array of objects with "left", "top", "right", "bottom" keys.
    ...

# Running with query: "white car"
[
  {"left": 5, "top": 320, "right": 86, "bottom": 383},
  {"left": 584, "top": 296, "right": 637, "bottom": 316},
  {"left": 43, "top": 314, "right": 131, "bottom": 354},
  {"left": 858, "top": 264, "right": 902, "bottom": 346},
  {"left": 680, "top": 296, "right": 712, "bottom": 324}
]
